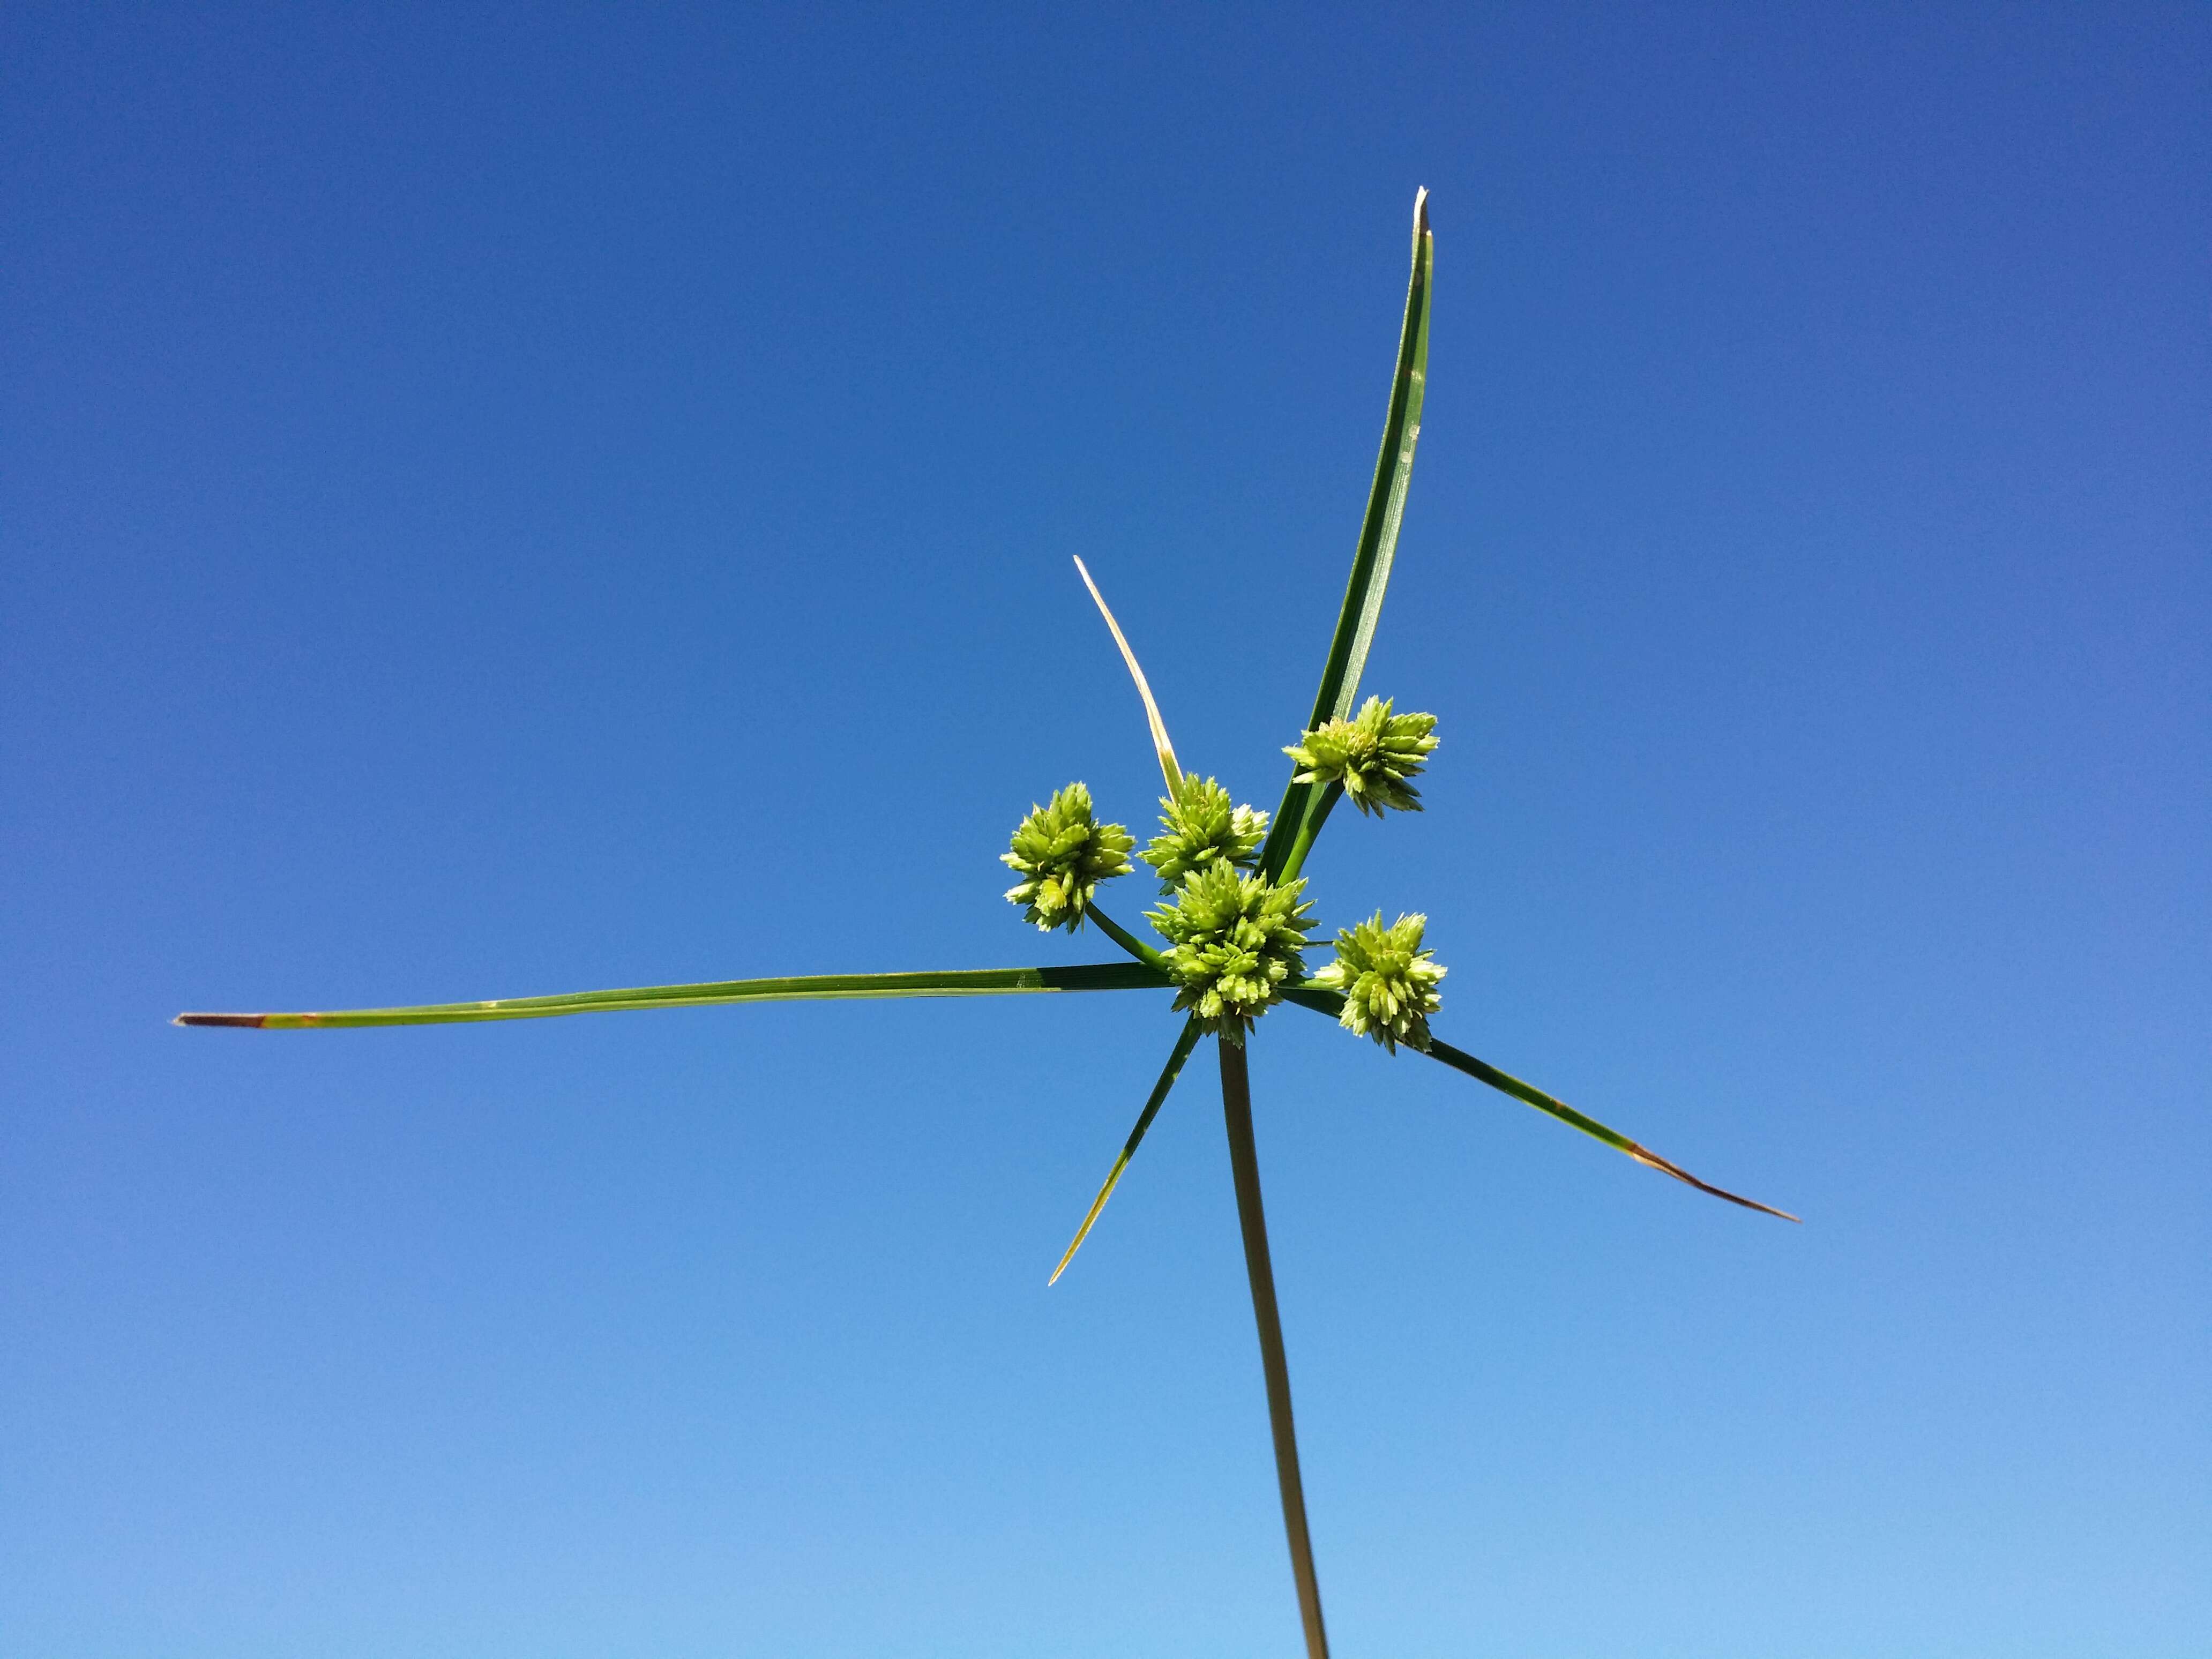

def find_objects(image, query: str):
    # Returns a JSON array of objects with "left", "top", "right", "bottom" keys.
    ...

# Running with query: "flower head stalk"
[
  {"left": 1284, "top": 695, "right": 1438, "bottom": 816},
  {"left": 1003, "top": 783, "right": 1133, "bottom": 931},
  {"left": 1310, "top": 910, "right": 1446, "bottom": 1052}
]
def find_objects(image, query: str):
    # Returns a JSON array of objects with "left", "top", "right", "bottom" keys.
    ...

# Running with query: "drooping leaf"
[
  {"left": 1281, "top": 988, "right": 1797, "bottom": 1221},
  {"left": 177, "top": 962, "right": 1171, "bottom": 1030},
  {"left": 1048, "top": 1017, "right": 1206, "bottom": 1283},
  {"left": 1261, "top": 188, "right": 1433, "bottom": 879}
]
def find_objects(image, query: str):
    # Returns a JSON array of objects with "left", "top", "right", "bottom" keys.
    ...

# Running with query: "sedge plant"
[{"left": 180, "top": 190, "right": 1793, "bottom": 1658}]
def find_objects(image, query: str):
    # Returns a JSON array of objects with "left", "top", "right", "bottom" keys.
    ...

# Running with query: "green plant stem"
[
  {"left": 1217, "top": 1036, "right": 1331, "bottom": 1659},
  {"left": 1273, "top": 781, "right": 1345, "bottom": 886},
  {"left": 1087, "top": 905, "right": 1170, "bottom": 974}
]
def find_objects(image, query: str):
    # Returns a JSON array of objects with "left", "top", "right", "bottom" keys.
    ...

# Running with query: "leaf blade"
[
  {"left": 1073, "top": 555, "right": 1182, "bottom": 795},
  {"left": 177, "top": 961, "right": 1172, "bottom": 1030},
  {"left": 1281, "top": 988, "right": 1797, "bottom": 1221},
  {"left": 1313, "top": 186, "right": 1434, "bottom": 731},
  {"left": 1048, "top": 1017, "right": 1206, "bottom": 1283},
  {"left": 1262, "top": 188, "right": 1433, "bottom": 877}
]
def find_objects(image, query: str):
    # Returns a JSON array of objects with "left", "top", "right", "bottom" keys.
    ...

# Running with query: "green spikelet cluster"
[
  {"left": 1140, "top": 775, "right": 1269, "bottom": 888},
  {"left": 1311, "top": 911, "right": 1446, "bottom": 1052},
  {"left": 1002, "top": 783, "right": 1133, "bottom": 932},
  {"left": 1146, "top": 862, "right": 1317, "bottom": 1042},
  {"left": 1284, "top": 695, "right": 1439, "bottom": 816}
]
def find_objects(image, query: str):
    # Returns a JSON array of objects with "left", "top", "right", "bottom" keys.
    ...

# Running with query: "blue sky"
[{"left": 4, "top": 6, "right": 2206, "bottom": 1655}]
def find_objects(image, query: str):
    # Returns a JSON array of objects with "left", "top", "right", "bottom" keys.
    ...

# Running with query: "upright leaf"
[
  {"left": 1073, "top": 555, "right": 1183, "bottom": 795},
  {"left": 1262, "top": 189, "right": 1433, "bottom": 878}
]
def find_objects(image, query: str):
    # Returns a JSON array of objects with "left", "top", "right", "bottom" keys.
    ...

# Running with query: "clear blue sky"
[{"left": 4, "top": 6, "right": 2205, "bottom": 1655}]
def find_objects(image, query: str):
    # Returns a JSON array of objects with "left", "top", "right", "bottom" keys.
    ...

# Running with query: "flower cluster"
[
  {"left": 1002, "top": 783, "right": 1133, "bottom": 932},
  {"left": 1284, "top": 695, "right": 1438, "bottom": 817},
  {"left": 1002, "top": 690, "right": 1446, "bottom": 1049},
  {"left": 1140, "top": 774, "right": 1269, "bottom": 888},
  {"left": 1310, "top": 911, "right": 1446, "bottom": 1053},
  {"left": 1146, "top": 861, "right": 1317, "bottom": 1043}
]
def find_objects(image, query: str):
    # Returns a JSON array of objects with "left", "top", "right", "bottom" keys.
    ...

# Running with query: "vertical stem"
[{"left": 1218, "top": 1036, "right": 1331, "bottom": 1659}]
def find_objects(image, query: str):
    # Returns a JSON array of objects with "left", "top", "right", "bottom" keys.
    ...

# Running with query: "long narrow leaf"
[
  {"left": 1073, "top": 555, "right": 1182, "bottom": 795},
  {"left": 1262, "top": 189, "right": 1433, "bottom": 878},
  {"left": 1309, "top": 188, "right": 1434, "bottom": 732},
  {"left": 178, "top": 962, "right": 1172, "bottom": 1030},
  {"left": 1049, "top": 1017, "right": 1206, "bottom": 1283},
  {"left": 1281, "top": 988, "right": 1797, "bottom": 1221}
]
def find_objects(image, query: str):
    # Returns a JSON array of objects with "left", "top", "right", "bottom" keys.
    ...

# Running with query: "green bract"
[
  {"left": 1312, "top": 911, "right": 1446, "bottom": 1053},
  {"left": 1002, "top": 783, "right": 1133, "bottom": 931},
  {"left": 1284, "top": 694, "right": 1439, "bottom": 816},
  {"left": 1146, "top": 861, "right": 1317, "bottom": 1043},
  {"left": 1140, "top": 774, "right": 1269, "bottom": 888}
]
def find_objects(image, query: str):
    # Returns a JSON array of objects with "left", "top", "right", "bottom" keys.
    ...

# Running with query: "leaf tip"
[
  {"left": 1071, "top": 555, "right": 1182, "bottom": 794},
  {"left": 175, "top": 1012, "right": 268, "bottom": 1029},
  {"left": 1047, "top": 1225, "right": 1092, "bottom": 1286},
  {"left": 1627, "top": 1147, "right": 1798, "bottom": 1222}
]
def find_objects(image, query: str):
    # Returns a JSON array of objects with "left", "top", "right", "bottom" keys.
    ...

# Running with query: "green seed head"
[
  {"left": 1145, "top": 861, "right": 1317, "bottom": 1043},
  {"left": 1140, "top": 774, "right": 1269, "bottom": 890},
  {"left": 1311, "top": 910, "right": 1446, "bottom": 1052},
  {"left": 1283, "top": 694, "right": 1439, "bottom": 817},
  {"left": 1002, "top": 783, "right": 1133, "bottom": 932}
]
